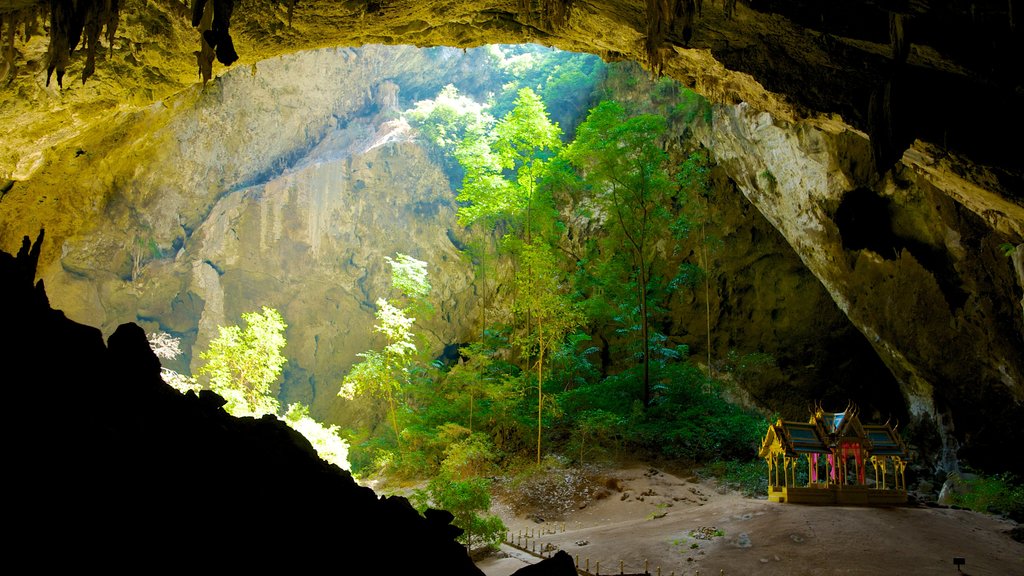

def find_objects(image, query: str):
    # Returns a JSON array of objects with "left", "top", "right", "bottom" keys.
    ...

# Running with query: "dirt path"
[{"left": 476, "top": 466, "right": 1023, "bottom": 576}]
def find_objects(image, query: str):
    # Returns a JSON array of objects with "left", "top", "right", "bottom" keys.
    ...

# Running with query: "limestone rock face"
[
  {"left": 703, "top": 103, "right": 1024, "bottom": 471},
  {"left": 185, "top": 120, "right": 475, "bottom": 421},
  {"left": 1, "top": 46, "right": 479, "bottom": 423}
]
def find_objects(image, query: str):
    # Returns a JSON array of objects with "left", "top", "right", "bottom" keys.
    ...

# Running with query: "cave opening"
[
  {"left": 3, "top": 42, "right": 918, "bottom": 478},
  {"left": 2, "top": 3, "right": 1024, "bottom": 569}
]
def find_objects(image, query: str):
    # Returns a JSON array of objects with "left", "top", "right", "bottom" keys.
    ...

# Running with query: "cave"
[{"left": 1, "top": 0, "right": 1022, "bottom": 572}]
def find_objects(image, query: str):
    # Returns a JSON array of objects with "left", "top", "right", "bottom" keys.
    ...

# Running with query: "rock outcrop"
[{"left": 0, "top": 230, "right": 487, "bottom": 573}]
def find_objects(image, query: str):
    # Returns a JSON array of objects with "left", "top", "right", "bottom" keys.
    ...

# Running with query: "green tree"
[
  {"left": 283, "top": 402, "right": 351, "bottom": 471},
  {"left": 339, "top": 254, "right": 432, "bottom": 451},
  {"left": 339, "top": 299, "right": 416, "bottom": 448},
  {"left": 515, "top": 240, "right": 585, "bottom": 464},
  {"left": 385, "top": 252, "right": 433, "bottom": 316},
  {"left": 564, "top": 100, "right": 692, "bottom": 408},
  {"left": 676, "top": 150, "right": 716, "bottom": 379},
  {"left": 455, "top": 87, "right": 563, "bottom": 339},
  {"left": 406, "top": 84, "right": 494, "bottom": 183},
  {"left": 411, "top": 473, "right": 506, "bottom": 552},
  {"left": 196, "top": 307, "right": 287, "bottom": 417}
]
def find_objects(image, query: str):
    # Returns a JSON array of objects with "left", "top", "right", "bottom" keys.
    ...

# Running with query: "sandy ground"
[{"left": 476, "top": 466, "right": 1023, "bottom": 576}]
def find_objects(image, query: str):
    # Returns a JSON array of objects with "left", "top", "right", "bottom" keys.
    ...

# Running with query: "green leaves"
[
  {"left": 455, "top": 87, "right": 562, "bottom": 238},
  {"left": 411, "top": 473, "right": 506, "bottom": 550},
  {"left": 386, "top": 253, "right": 431, "bottom": 304},
  {"left": 196, "top": 306, "right": 287, "bottom": 417}
]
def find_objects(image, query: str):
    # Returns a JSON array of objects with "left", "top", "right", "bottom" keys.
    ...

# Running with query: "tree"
[
  {"left": 676, "top": 150, "right": 715, "bottom": 379},
  {"left": 514, "top": 240, "right": 585, "bottom": 464},
  {"left": 283, "top": 403, "right": 351, "bottom": 471},
  {"left": 406, "top": 84, "right": 494, "bottom": 183},
  {"left": 196, "top": 307, "right": 287, "bottom": 417},
  {"left": 148, "top": 331, "right": 202, "bottom": 395},
  {"left": 455, "top": 87, "right": 564, "bottom": 361},
  {"left": 411, "top": 473, "right": 506, "bottom": 552},
  {"left": 564, "top": 100, "right": 692, "bottom": 408},
  {"left": 339, "top": 254, "right": 432, "bottom": 450}
]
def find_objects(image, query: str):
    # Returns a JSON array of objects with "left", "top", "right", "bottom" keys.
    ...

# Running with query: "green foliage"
[
  {"left": 455, "top": 87, "right": 562, "bottom": 238},
  {"left": 407, "top": 84, "right": 493, "bottom": 152},
  {"left": 406, "top": 84, "right": 494, "bottom": 181},
  {"left": 283, "top": 403, "right": 351, "bottom": 471},
  {"left": 700, "top": 459, "right": 768, "bottom": 497},
  {"left": 387, "top": 253, "right": 431, "bottom": 303},
  {"left": 560, "top": 361, "right": 767, "bottom": 462},
  {"left": 340, "top": 254, "right": 433, "bottom": 451},
  {"left": 514, "top": 240, "right": 586, "bottom": 463},
  {"left": 196, "top": 307, "right": 287, "bottom": 417},
  {"left": 485, "top": 45, "right": 605, "bottom": 133},
  {"left": 564, "top": 99, "right": 699, "bottom": 407},
  {"left": 947, "top": 471, "right": 1024, "bottom": 518},
  {"left": 442, "top": 432, "right": 499, "bottom": 479},
  {"left": 671, "top": 88, "right": 713, "bottom": 126},
  {"left": 569, "top": 409, "right": 621, "bottom": 464},
  {"left": 411, "top": 473, "right": 507, "bottom": 551}
]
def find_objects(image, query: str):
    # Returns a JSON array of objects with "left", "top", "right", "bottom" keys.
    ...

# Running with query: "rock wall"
[
  {"left": 702, "top": 104, "right": 1024, "bottom": 473},
  {"left": 0, "top": 46, "right": 482, "bottom": 424}
]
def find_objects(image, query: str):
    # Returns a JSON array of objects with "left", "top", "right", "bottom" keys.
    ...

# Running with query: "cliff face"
[
  {"left": 2, "top": 46, "right": 480, "bottom": 423},
  {"left": 1, "top": 0, "right": 1022, "bottom": 474},
  {"left": 702, "top": 104, "right": 1023, "bottom": 470}
]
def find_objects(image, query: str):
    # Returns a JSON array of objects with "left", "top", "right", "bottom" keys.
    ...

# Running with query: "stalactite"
[
  {"left": 517, "top": 0, "right": 574, "bottom": 30},
  {"left": 41, "top": 0, "right": 120, "bottom": 88},
  {"left": 1, "top": 13, "right": 13, "bottom": 85},
  {"left": 192, "top": 0, "right": 237, "bottom": 67},
  {"left": 724, "top": 0, "right": 736, "bottom": 20},
  {"left": 193, "top": 0, "right": 215, "bottom": 83},
  {"left": 889, "top": 12, "right": 908, "bottom": 63},
  {"left": 191, "top": 0, "right": 236, "bottom": 81},
  {"left": 645, "top": 0, "right": 693, "bottom": 76},
  {"left": 45, "top": 0, "right": 72, "bottom": 88},
  {"left": 2, "top": 5, "right": 45, "bottom": 85}
]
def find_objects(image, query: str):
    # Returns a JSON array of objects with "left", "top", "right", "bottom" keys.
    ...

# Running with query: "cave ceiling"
[{"left": 1, "top": 0, "right": 1021, "bottom": 194}]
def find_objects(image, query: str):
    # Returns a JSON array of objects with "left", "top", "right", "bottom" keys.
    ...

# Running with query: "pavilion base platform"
[{"left": 768, "top": 485, "right": 907, "bottom": 506}]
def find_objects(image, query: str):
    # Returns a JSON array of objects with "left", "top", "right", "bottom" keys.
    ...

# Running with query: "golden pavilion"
[{"left": 758, "top": 403, "right": 908, "bottom": 505}]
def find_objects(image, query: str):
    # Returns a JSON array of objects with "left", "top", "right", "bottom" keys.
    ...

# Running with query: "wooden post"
[
  {"left": 575, "top": 554, "right": 579, "bottom": 568},
  {"left": 620, "top": 559, "right": 624, "bottom": 574}
]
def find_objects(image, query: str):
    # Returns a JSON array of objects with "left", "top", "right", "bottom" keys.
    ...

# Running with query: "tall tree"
[
  {"left": 196, "top": 306, "right": 288, "bottom": 417},
  {"left": 514, "top": 240, "right": 584, "bottom": 464},
  {"left": 339, "top": 254, "right": 432, "bottom": 449},
  {"left": 564, "top": 100, "right": 691, "bottom": 408},
  {"left": 455, "top": 87, "right": 563, "bottom": 342}
]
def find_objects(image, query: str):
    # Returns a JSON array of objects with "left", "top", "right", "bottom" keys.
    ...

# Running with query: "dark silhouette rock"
[
  {"left": 0, "top": 230, "right": 483, "bottom": 574},
  {"left": 510, "top": 550, "right": 576, "bottom": 575}
]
